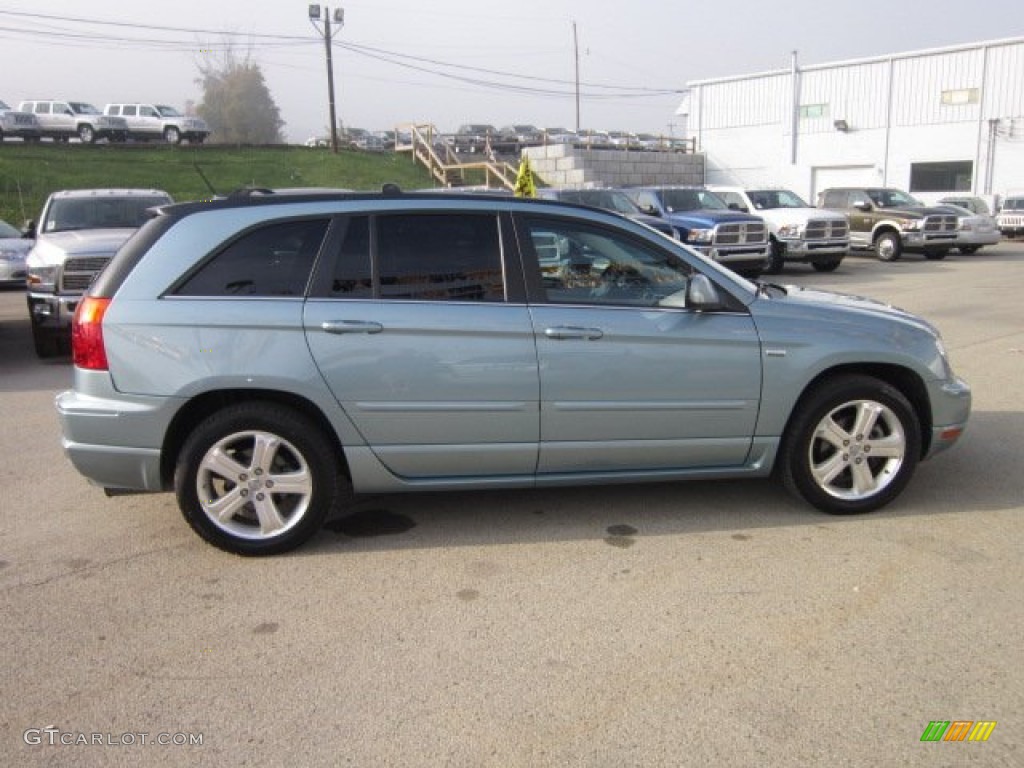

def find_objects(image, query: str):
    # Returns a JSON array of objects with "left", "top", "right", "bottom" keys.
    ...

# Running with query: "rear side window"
[
  {"left": 821, "top": 190, "right": 848, "bottom": 208},
  {"left": 377, "top": 213, "right": 504, "bottom": 301},
  {"left": 174, "top": 219, "right": 329, "bottom": 297}
]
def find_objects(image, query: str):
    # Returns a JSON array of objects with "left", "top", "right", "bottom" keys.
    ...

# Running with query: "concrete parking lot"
[{"left": 1, "top": 244, "right": 1022, "bottom": 767}]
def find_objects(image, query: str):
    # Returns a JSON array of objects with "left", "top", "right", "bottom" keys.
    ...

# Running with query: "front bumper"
[
  {"left": 776, "top": 238, "right": 848, "bottom": 262},
  {"left": 923, "top": 376, "right": 971, "bottom": 460},
  {"left": 695, "top": 243, "right": 770, "bottom": 269},
  {"left": 27, "top": 291, "right": 79, "bottom": 332},
  {"left": 903, "top": 231, "right": 957, "bottom": 251}
]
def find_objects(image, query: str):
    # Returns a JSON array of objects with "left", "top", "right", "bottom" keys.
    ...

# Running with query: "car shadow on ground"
[{"left": 291, "top": 409, "right": 1022, "bottom": 557}]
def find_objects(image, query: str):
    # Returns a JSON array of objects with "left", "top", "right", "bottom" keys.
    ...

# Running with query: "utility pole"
[
  {"left": 573, "top": 22, "right": 580, "bottom": 133},
  {"left": 309, "top": 5, "right": 345, "bottom": 154}
]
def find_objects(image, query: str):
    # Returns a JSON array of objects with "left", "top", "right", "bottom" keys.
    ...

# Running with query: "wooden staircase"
[{"left": 395, "top": 123, "right": 518, "bottom": 191}]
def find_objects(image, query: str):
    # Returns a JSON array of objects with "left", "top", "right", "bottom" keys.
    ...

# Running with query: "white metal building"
[{"left": 677, "top": 37, "right": 1024, "bottom": 206}]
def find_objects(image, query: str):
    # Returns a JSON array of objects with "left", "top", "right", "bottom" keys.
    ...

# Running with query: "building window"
[
  {"left": 940, "top": 88, "right": 979, "bottom": 106},
  {"left": 909, "top": 161, "right": 973, "bottom": 193},
  {"left": 799, "top": 104, "right": 828, "bottom": 119}
]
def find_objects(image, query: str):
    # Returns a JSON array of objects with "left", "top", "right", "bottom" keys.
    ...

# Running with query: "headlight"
[
  {"left": 777, "top": 224, "right": 802, "bottom": 238},
  {"left": 27, "top": 265, "right": 57, "bottom": 289},
  {"left": 901, "top": 220, "right": 922, "bottom": 231},
  {"left": 687, "top": 228, "right": 714, "bottom": 244},
  {"left": 958, "top": 220, "right": 973, "bottom": 231}
]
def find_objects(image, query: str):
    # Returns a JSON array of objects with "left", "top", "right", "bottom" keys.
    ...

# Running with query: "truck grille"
[
  {"left": 60, "top": 256, "right": 111, "bottom": 292},
  {"left": 715, "top": 221, "right": 766, "bottom": 246},
  {"left": 923, "top": 215, "right": 957, "bottom": 237},
  {"left": 805, "top": 219, "right": 848, "bottom": 240},
  {"left": 999, "top": 215, "right": 1024, "bottom": 227}
]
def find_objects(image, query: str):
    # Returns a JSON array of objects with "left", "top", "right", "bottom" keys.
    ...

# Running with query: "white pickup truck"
[{"left": 708, "top": 186, "right": 850, "bottom": 274}]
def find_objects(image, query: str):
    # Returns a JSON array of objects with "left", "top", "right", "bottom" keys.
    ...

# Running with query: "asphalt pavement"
[{"left": 1, "top": 244, "right": 1021, "bottom": 767}]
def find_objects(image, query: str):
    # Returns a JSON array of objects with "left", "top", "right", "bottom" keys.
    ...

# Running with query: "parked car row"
[
  {"left": 447, "top": 124, "right": 688, "bottom": 155},
  {"left": 0, "top": 99, "right": 208, "bottom": 144}
]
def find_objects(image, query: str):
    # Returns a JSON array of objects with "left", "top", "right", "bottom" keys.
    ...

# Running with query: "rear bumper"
[{"left": 55, "top": 371, "right": 183, "bottom": 491}]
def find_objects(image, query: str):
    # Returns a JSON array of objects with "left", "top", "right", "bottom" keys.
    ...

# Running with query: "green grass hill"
[{"left": 0, "top": 144, "right": 436, "bottom": 226}]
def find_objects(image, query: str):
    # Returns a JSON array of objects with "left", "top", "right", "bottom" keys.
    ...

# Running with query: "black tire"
[
  {"left": 958, "top": 246, "right": 980, "bottom": 255},
  {"left": 78, "top": 124, "right": 95, "bottom": 144},
  {"left": 31, "top": 324, "right": 66, "bottom": 358},
  {"left": 925, "top": 249, "right": 948, "bottom": 260},
  {"left": 779, "top": 374, "right": 921, "bottom": 515},
  {"left": 174, "top": 402, "right": 342, "bottom": 555},
  {"left": 164, "top": 126, "right": 181, "bottom": 145},
  {"left": 765, "top": 239, "right": 785, "bottom": 275},
  {"left": 874, "top": 231, "right": 902, "bottom": 261},
  {"left": 812, "top": 258, "right": 842, "bottom": 273}
]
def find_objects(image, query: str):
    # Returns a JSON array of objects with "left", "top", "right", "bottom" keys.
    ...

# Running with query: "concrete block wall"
[{"left": 524, "top": 144, "right": 705, "bottom": 188}]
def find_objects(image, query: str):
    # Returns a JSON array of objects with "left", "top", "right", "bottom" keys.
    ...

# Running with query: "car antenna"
[{"left": 193, "top": 163, "right": 220, "bottom": 199}]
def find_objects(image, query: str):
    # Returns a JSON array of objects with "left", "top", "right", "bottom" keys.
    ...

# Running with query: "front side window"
[
  {"left": 174, "top": 218, "right": 329, "bottom": 297},
  {"left": 659, "top": 188, "right": 727, "bottom": 212},
  {"left": 866, "top": 189, "right": 920, "bottom": 208},
  {"left": 522, "top": 216, "right": 693, "bottom": 308}
]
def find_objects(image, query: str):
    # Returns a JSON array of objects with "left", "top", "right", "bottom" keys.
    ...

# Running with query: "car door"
[
  {"left": 304, "top": 211, "right": 540, "bottom": 479},
  {"left": 137, "top": 105, "right": 161, "bottom": 139},
  {"left": 516, "top": 213, "right": 762, "bottom": 474}
]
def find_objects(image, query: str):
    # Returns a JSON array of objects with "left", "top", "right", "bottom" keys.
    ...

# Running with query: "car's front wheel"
[
  {"left": 164, "top": 126, "right": 181, "bottom": 144},
  {"left": 174, "top": 402, "right": 342, "bottom": 555},
  {"left": 779, "top": 375, "right": 921, "bottom": 514},
  {"left": 874, "top": 231, "right": 902, "bottom": 261},
  {"left": 812, "top": 258, "right": 842, "bottom": 272}
]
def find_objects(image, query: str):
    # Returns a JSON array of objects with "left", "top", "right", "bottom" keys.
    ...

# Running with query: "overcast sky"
[{"left": 2, "top": 1, "right": 1021, "bottom": 142}]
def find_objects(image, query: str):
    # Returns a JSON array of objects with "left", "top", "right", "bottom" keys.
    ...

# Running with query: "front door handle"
[
  {"left": 544, "top": 326, "right": 604, "bottom": 340},
  {"left": 321, "top": 320, "right": 384, "bottom": 335}
]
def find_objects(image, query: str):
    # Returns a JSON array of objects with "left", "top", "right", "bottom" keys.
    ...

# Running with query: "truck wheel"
[
  {"left": 779, "top": 374, "right": 921, "bottom": 514},
  {"left": 164, "top": 126, "right": 181, "bottom": 144},
  {"left": 31, "top": 325, "right": 66, "bottom": 358},
  {"left": 174, "top": 402, "right": 342, "bottom": 555},
  {"left": 765, "top": 239, "right": 785, "bottom": 274},
  {"left": 874, "top": 231, "right": 902, "bottom": 261},
  {"left": 78, "top": 124, "right": 95, "bottom": 144},
  {"left": 812, "top": 259, "right": 842, "bottom": 272}
]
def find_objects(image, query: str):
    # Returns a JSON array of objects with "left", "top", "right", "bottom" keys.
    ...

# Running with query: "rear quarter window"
[{"left": 173, "top": 218, "right": 329, "bottom": 297}]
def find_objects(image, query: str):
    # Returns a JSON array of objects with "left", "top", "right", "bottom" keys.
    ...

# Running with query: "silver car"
[
  {"left": 57, "top": 190, "right": 971, "bottom": 555},
  {"left": 0, "top": 219, "right": 32, "bottom": 286}
]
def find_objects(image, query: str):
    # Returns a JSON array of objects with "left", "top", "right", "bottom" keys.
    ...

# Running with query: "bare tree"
[{"left": 196, "top": 47, "right": 285, "bottom": 144}]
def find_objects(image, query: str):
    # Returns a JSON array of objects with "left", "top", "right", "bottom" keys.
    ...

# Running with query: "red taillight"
[{"left": 72, "top": 296, "right": 111, "bottom": 370}]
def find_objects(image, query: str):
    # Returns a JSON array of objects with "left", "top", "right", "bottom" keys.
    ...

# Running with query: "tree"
[{"left": 196, "top": 48, "right": 285, "bottom": 144}]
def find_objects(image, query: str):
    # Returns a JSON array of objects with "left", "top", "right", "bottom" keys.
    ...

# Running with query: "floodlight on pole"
[{"left": 309, "top": 5, "right": 344, "bottom": 154}]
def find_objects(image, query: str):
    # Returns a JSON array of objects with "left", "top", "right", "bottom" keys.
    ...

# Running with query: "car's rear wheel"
[
  {"left": 78, "top": 124, "right": 95, "bottom": 144},
  {"left": 958, "top": 245, "right": 980, "bottom": 254},
  {"left": 779, "top": 375, "right": 921, "bottom": 514},
  {"left": 174, "top": 402, "right": 341, "bottom": 555},
  {"left": 874, "top": 231, "right": 902, "bottom": 261},
  {"left": 812, "top": 258, "right": 842, "bottom": 272}
]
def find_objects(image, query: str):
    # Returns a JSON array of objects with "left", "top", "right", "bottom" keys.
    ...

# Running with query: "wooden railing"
[{"left": 395, "top": 123, "right": 518, "bottom": 191}]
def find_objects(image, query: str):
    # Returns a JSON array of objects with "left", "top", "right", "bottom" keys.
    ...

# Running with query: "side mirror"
[
  {"left": 686, "top": 274, "right": 723, "bottom": 311},
  {"left": 851, "top": 199, "right": 872, "bottom": 211}
]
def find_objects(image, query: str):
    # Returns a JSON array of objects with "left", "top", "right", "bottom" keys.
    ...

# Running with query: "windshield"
[
  {"left": 156, "top": 105, "right": 182, "bottom": 117},
  {"left": 747, "top": 189, "right": 810, "bottom": 209},
  {"left": 1004, "top": 198, "right": 1024, "bottom": 211},
  {"left": 43, "top": 196, "right": 170, "bottom": 233},
  {"left": 866, "top": 189, "right": 921, "bottom": 208},
  {"left": 0, "top": 220, "right": 22, "bottom": 238},
  {"left": 68, "top": 102, "right": 101, "bottom": 115},
  {"left": 658, "top": 188, "right": 728, "bottom": 212},
  {"left": 556, "top": 189, "right": 639, "bottom": 215}
]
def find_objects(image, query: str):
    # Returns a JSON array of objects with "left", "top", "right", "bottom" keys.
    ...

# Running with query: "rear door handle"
[
  {"left": 544, "top": 326, "right": 604, "bottom": 340},
  {"left": 321, "top": 320, "right": 384, "bottom": 335}
]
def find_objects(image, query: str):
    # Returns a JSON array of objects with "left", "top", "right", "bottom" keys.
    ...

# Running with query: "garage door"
[{"left": 811, "top": 165, "right": 877, "bottom": 200}]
